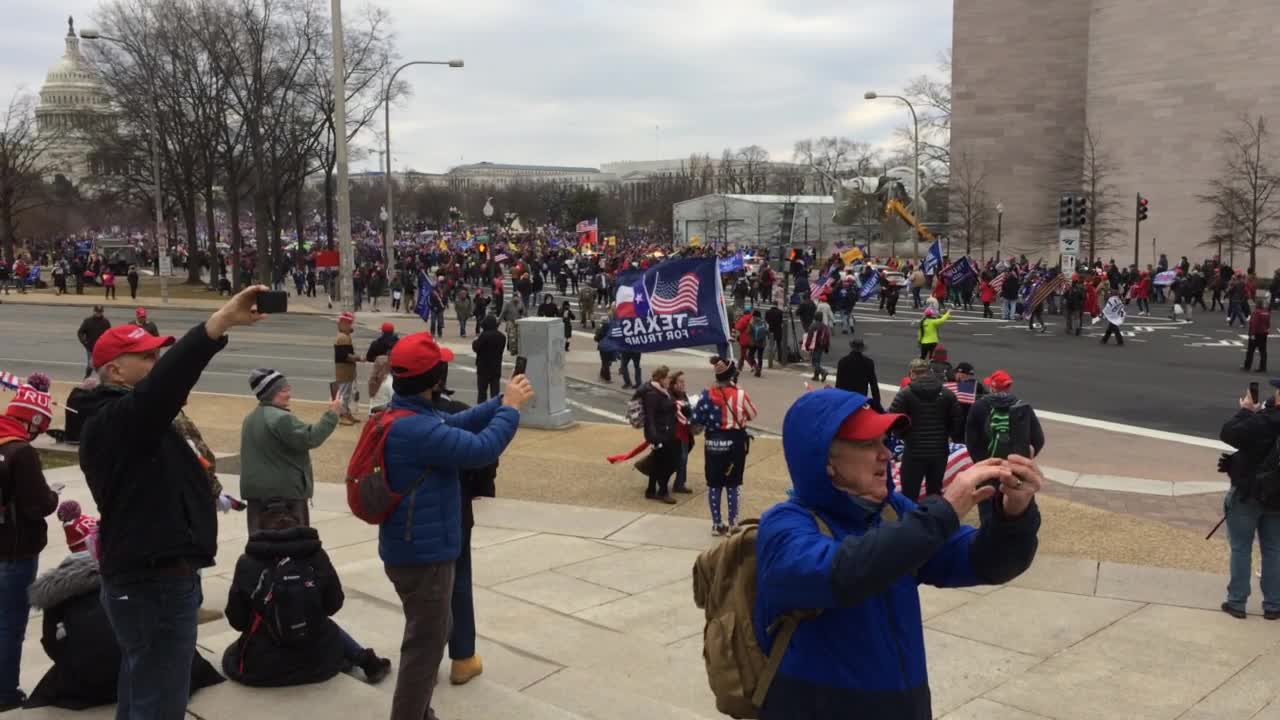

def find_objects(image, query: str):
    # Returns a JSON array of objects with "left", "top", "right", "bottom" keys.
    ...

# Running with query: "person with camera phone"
[{"left": 1218, "top": 379, "right": 1280, "bottom": 620}]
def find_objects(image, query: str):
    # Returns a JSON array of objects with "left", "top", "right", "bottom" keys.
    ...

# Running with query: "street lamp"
[
  {"left": 996, "top": 202, "right": 1004, "bottom": 263},
  {"left": 864, "top": 90, "right": 921, "bottom": 261},
  {"left": 383, "top": 59, "right": 464, "bottom": 274},
  {"left": 81, "top": 27, "right": 169, "bottom": 303}
]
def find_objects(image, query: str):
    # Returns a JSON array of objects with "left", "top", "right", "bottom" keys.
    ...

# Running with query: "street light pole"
[
  {"left": 996, "top": 203, "right": 1004, "bottom": 263},
  {"left": 330, "top": 0, "right": 355, "bottom": 311},
  {"left": 81, "top": 29, "right": 168, "bottom": 303},
  {"left": 864, "top": 91, "right": 921, "bottom": 261},
  {"left": 383, "top": 59, "right": 463, "bottom": 277}
]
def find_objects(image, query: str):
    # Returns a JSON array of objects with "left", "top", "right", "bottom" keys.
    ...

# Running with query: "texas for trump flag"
[{"left": 600, "top": 258, "right": 730, "bottom": 354}]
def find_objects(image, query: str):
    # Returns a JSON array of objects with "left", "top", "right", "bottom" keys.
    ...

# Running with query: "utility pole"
[{"left": 330, "top": 0, "right": 354, "bottom": 310}]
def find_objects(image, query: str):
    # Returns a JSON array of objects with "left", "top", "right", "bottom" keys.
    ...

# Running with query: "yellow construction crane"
[{"left": 885, "top": 197, "right": 935, "bottom": 244}]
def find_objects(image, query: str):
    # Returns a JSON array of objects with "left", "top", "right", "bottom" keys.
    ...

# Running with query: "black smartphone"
[
  {"left": 513, "top": 355, "right": 528, "bottom": 377},
  {"left": 1250, "top": 382, "right": 1260, "bottom": 403},
  {"left": 257, "top": 290, "right": 288, "bottom": 314}
]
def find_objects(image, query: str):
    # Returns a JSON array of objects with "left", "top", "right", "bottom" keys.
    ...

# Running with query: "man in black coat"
[
  {"left": 471, "top": 315, "right": 507, "bottom": 403},
  {"left": 889, "top": 358, "right": 960, "bottom": 499},
  {"left": 1219, "top": 381, "right": 1280, "bottom": 619},
  {"left": 835, "top": 339, "right": 880, "bottom": 407},
  {"left": 78, "top": 285, "right": 268, "bottom": 718},
  {"left": 765, "top": 305, "right": 785, "bottom": 368},
  {"left": 366, "top": 322, "right": 400, "bottom": 362},
  {"left": 75, "top": 305, "right": 110, "bottom": 379}
]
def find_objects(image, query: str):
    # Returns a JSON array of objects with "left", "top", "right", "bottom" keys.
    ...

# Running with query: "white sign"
[
  {"left": 158, "top": 256, "right": 172, "bottom": 276},
  {"left": 1061, "top": 254, "right": 1076, "bottom": 273},
  {"left": 1058, "top": 228, "right": 1081, "bottom": 256}
]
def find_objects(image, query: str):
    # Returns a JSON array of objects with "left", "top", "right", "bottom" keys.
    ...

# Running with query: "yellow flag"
[
  {"left": 690, "top": 235, "right": 703, "bottom": 247},
  {"left": 841, "top": 247, "right": 864, "bottom": 264}
]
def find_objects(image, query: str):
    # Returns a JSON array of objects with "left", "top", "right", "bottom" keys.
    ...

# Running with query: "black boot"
[{"left": 357, "top": 648, "right": 392, "bottom": 684}]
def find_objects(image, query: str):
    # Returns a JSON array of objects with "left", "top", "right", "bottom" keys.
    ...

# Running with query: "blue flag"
[
  {"left": 599, "top": 258, "right": 730, "bottom": 354},
  {"left": 923, "top": 239, "right": 943, "bottom": 275},
  {"left": 718, "top": 253, "right": 744, "bottom": 274},
  {"left": 859, "top": 271, "right": 880, "bottom": 301},
  {"left": 415, "top": 271, "right": 433, "bottom": 323},
  {"left": 943, "top": 257, "right": 976, "bottom": 286}
]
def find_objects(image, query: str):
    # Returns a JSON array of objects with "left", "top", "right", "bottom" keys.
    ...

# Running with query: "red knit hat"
[{"left": 6, "top": 384, "right": 53, "bottom": 434}]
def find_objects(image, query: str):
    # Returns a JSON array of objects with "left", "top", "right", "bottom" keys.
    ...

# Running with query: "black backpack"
[{"left": 249, "top": 556, "right": 325, "bottom": 647}]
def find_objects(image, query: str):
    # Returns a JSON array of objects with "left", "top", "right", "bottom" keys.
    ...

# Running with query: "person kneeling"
[{"left": 222, "top": 504, "right": 391, "bottom": 687}]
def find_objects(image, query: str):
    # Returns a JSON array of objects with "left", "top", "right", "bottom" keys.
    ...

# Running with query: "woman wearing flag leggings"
[{"left": 691, "top": 358, "right": 758, "bottom": 535}]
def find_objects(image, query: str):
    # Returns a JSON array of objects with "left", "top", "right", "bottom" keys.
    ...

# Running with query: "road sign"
[
  {"left": 1058, "top": 228, "right": 1081, "bottom": 256},
  {"left": 158, "top": 256, "right": 172, "bottom": 276},
  {"left": 1061, "top": 254, "right": 1076, "bottom": 273}
]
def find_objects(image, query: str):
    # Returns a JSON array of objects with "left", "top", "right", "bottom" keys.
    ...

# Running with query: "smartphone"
[
  {"left": 513, "top": 356, "right": 528, "bottom": 377},
  {"left": 1250, "top": 382, "right": 1260, "bottom": 404},
  {"left": 257, "top": 290, "right": 288, "bottom": 314}
]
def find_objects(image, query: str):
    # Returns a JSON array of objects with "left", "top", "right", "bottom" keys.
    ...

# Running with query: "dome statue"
[{"left": 35, "top": 16, "right": 112, "bottom": 184}]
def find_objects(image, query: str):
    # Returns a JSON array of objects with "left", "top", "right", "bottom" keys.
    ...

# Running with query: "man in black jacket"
[
  {"left": 79, "top": 285, "right": 268, "bottom": 719},
  {"left": 889, "top": 358, "right": 960, "bottom": 499},
  {"left": 835, "top": 339, "right": 880, "bottom": 407},
  {"left": 1218, "top": 380, "right": 1280, "bottom": 619},
  {"left": 366, "top": 322, "right": 400, "bottom": 362},
  {"left": 76, "top": 305, "right": 111, "bottom": 379},
  {"left": 471, "top": 316, "right": 507, "bottom": 402},
  {"left": 765, "top": 305, "right": 784, "bottom": 368}
]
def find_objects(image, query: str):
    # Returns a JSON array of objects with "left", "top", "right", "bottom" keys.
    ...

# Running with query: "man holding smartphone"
[{"left": 1219, "top": 380, "right": 1280, "bottom": 619}]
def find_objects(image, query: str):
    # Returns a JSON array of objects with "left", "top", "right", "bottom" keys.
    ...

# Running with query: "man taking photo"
[
  {"left": 79, "top": 285, "right": 269, "bottom": 719},
  {"left": 755, "top": 388, "right": 1043, "bottom": 719}
]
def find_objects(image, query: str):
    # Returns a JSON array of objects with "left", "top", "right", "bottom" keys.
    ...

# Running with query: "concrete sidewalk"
[{"left": 18, "top": 467, "right": 1280, "bottom": 720}]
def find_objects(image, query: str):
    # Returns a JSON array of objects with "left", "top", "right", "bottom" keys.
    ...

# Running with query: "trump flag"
[{"left": 600, "top": 258, "right": 730, "bottom": 354}]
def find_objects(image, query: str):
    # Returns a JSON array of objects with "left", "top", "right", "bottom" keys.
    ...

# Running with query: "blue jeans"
[
  {"left": 457, "top": 316, "right": 469, "bottom": 337},
  {"left": 337, "top": 625, "right": 364, "bottom": 663},
  {"left": 1002, "top": 298, "right": 1016, "bottom": 320},
  {"left": 1225, "top": 489, "right": 1280, "bottom": 613},
  {"left": 619, "top": 353, "right": 641, "bottom": 387},
  {"left": 449, "top": 524, "right": 476, "bottom": 660},
  {"left": 431, "top": 312, "right": 445, "bottom": 336},
  {"left": 811, "top": 350, "right": 826, "bottom": 377},
  {"left": 101, "top": 574, "right": 202, "bottom": 720},
  {"left": 0, "top": 558, "right": 38, "bottom": 705},
  {"left": 674, "top": 442, "right": 689, "bottom": 491}
]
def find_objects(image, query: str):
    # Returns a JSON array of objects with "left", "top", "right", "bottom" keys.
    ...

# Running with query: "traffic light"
[
  {"left": 1137, "top": 195, "right": 1150, "bottom": 222},
  {"left": 1058, "top": 194, "right": 1075, "bottom": 228},
  {"left": 1076, "top": 195, "right": 1089, "bottom": 227}
]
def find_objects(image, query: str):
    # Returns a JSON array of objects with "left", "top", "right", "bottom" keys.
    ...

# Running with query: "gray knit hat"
[{"left": 249, "top": 368, "right": 288, "bottom": 401}]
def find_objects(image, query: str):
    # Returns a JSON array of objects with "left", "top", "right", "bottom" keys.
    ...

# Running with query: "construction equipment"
[{"left": 884, "top": 197, "right": 935, "bottom": 244}]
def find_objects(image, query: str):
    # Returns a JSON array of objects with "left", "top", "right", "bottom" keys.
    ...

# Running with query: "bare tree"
[
  {"left": 896, "top": 48, "right": 951, "bottom": 182},
  {"left": 1076, "top": 127, "right": 1124, "bottom": 264},
  {"left": 948, "top": 150, "right": 988, "bottom": 258},
  {"left": 734, "top": 145, "right": 770, "bottom": 194},
  {"left": 0, "top": 92, "right": 62, "bottom": 263},
  {"left": 1201, "top": 115, "right": 1280, "bottom": 271},
  {"left": 793, "top": 137, "right": 876, "bottom": 195}
]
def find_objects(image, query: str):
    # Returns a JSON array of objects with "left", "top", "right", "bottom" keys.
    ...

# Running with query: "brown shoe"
[
  {"left": 450, "top": 655, "right": 484, "bottom": 685},
  {"left": 339, "top": 415, "right": 358, "bottom": 426}
]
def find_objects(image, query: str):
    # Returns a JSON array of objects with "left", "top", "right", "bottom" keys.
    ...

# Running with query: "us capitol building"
[{"left": 35, "top": 17, "right": 112, "bottom": 185}]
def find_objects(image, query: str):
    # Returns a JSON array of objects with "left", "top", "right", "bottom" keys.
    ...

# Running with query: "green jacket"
[
  {"left": 239, "top": 403, "right": 339, "bottom": 501},
  {"left": 918, "top": 311, "right": 951, "bottom": 345}
]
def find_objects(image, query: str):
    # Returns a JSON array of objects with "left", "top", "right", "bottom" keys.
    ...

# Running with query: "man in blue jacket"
[
  {"left": 755, "top": 389, "right": 1043, "bottom": 719},
  {"left": 379, "top": 331, "right": 531, "bottom": 720}
]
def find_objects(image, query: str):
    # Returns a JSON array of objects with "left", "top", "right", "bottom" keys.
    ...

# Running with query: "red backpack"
[{"left": 345, "top": 409, "right": 428, "bottom": 525}]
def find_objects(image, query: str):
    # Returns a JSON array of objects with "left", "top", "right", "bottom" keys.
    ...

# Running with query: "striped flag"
[
  {"left": 810, "top": 272, "right": 833, "bottom": 300},
  {"left": 892, "top": 443, "right": 974, "bottom": 499},
  {"left": 944, "top": 380, "right": 978, "bottom": 405},
  {"left": 990, "top": 271, "right": 1007, "bottom": 294},
  {"left": 0, "top": 372, "right": 20, "bottom": 390},
  {"left": 1028, "top": 274, "right": 1070, "bottom": 312}
]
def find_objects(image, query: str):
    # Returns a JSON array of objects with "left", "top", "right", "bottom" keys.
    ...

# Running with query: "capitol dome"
[{"left": 36, "top": 16, "right": 112, "bottom": 183}]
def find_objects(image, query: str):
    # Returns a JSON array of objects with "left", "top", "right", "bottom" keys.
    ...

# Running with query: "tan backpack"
[{"left": 692, "top": 513, "right": 833, "bottom": 718}]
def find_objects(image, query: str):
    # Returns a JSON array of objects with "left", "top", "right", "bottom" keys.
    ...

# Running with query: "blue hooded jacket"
[
  {"left": 379, "top": 393, "right": 519, "bottom": 567},
  {"left": 753, "top": 389, "right": 1040, "bottom": 720}
]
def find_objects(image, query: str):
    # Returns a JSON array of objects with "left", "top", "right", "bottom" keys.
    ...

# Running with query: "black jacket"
[
  {"left": 888, "top": 374, "right": 959, "bottom": 458},
  {"left": 765, "top": 306, "right": 784, "bottom": 334},
  {"left": 434, "top": 396, "right": 498, "bottom": 530},
  {"left": 222, "top": 527, "right": 346, "bottom": 687},
  {"left": 640, "top": 384, "right": 677, "bottom": 446},
  {"left": 835, "top": 352, "right": 880, "bottom": 407},
  {"left": 365, "top": 332, "right": 399, "bottom": 362},
  {"left": 1220, "top": 406, "right": 1280, "bottom": 496},
  {"left": 77, "top": 315, "right": 111, "bottom": 351},
  {"left": 24, "top": 553, "right": 224, "bottom": 710},
  {"left": 472, "top": 328, "right": 507, "bottom": 378},
  {"left": 79, "top": 323, "right": 226, "bottom": 579},
  {"left": 1001, "top": 276, "right": 1020, "bottom": 301},
  {"left": 965, "top": 393, "right": 1046, "bottom": 463},
  {"left": 0, "top": 441, "right": 59, "bottom": 560}
]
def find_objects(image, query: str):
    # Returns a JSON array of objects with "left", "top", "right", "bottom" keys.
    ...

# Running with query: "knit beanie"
[
  {"left": 5, "top": 377, "right": 53, "bottom": 435},
  {"left": 57, "top": 500, "right": 82, "bottom": 523},
  {"left": 249, "top": 368, "right": 288, "bottom": 402}
]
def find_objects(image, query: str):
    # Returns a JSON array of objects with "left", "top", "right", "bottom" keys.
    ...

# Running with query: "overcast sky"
[{"left": 3, "top": 0, "right": 951, "bottom": 174}]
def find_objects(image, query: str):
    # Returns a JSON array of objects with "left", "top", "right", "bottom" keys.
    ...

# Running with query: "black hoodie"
[
  {"left": 888, "top": 374, "right": 959, "bottom": 458},
  {"left": 222, "top": 527, "right": 345, "bottom": 687},
  {"left": 78, "top": 323, "right": 227, "bottom": 579}
]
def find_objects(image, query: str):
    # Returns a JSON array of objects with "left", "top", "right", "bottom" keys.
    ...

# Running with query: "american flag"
[
  {"left": 810, "top": 272, "right": 833, "bottom": 300},
  {"left": 892, "top": 443, "right": 974, "bottom": 499},
  {"left": 944, "top": 380, "right": 978, "bottom": 405},
  {"left": 989, "top": 271, "right": 1007, "bottom": 294},
  {"left": 649, "top": 272, "right": 700, "bottom": 314},
  {"left": 0, "top": 372, "right": 20, "bottom": 391},
  {"left": 691, "top": 386, "right": 758, "bottom": 431},
  {"left": 493, "top": 252, "right": 510, "bottom": 264}
]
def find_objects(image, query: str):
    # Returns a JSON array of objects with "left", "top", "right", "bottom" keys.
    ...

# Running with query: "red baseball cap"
[
  {"left": 836, "top": 406, "right": 908, "bottom": 441},
  {"left": 92, "top": 325, "right": 175, "bottom": 369},
  {"left": 389, "top": 332, "right": 454, "bottom": 378},
  {"left": 380, "top": 322, "right": 395, "bottom": 334},
  {"left": 135, "top": 307, "right": 148, "bottom": 318},
  {"left": 985, "top": 369, "right": 1013, "bottom": 391}
]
